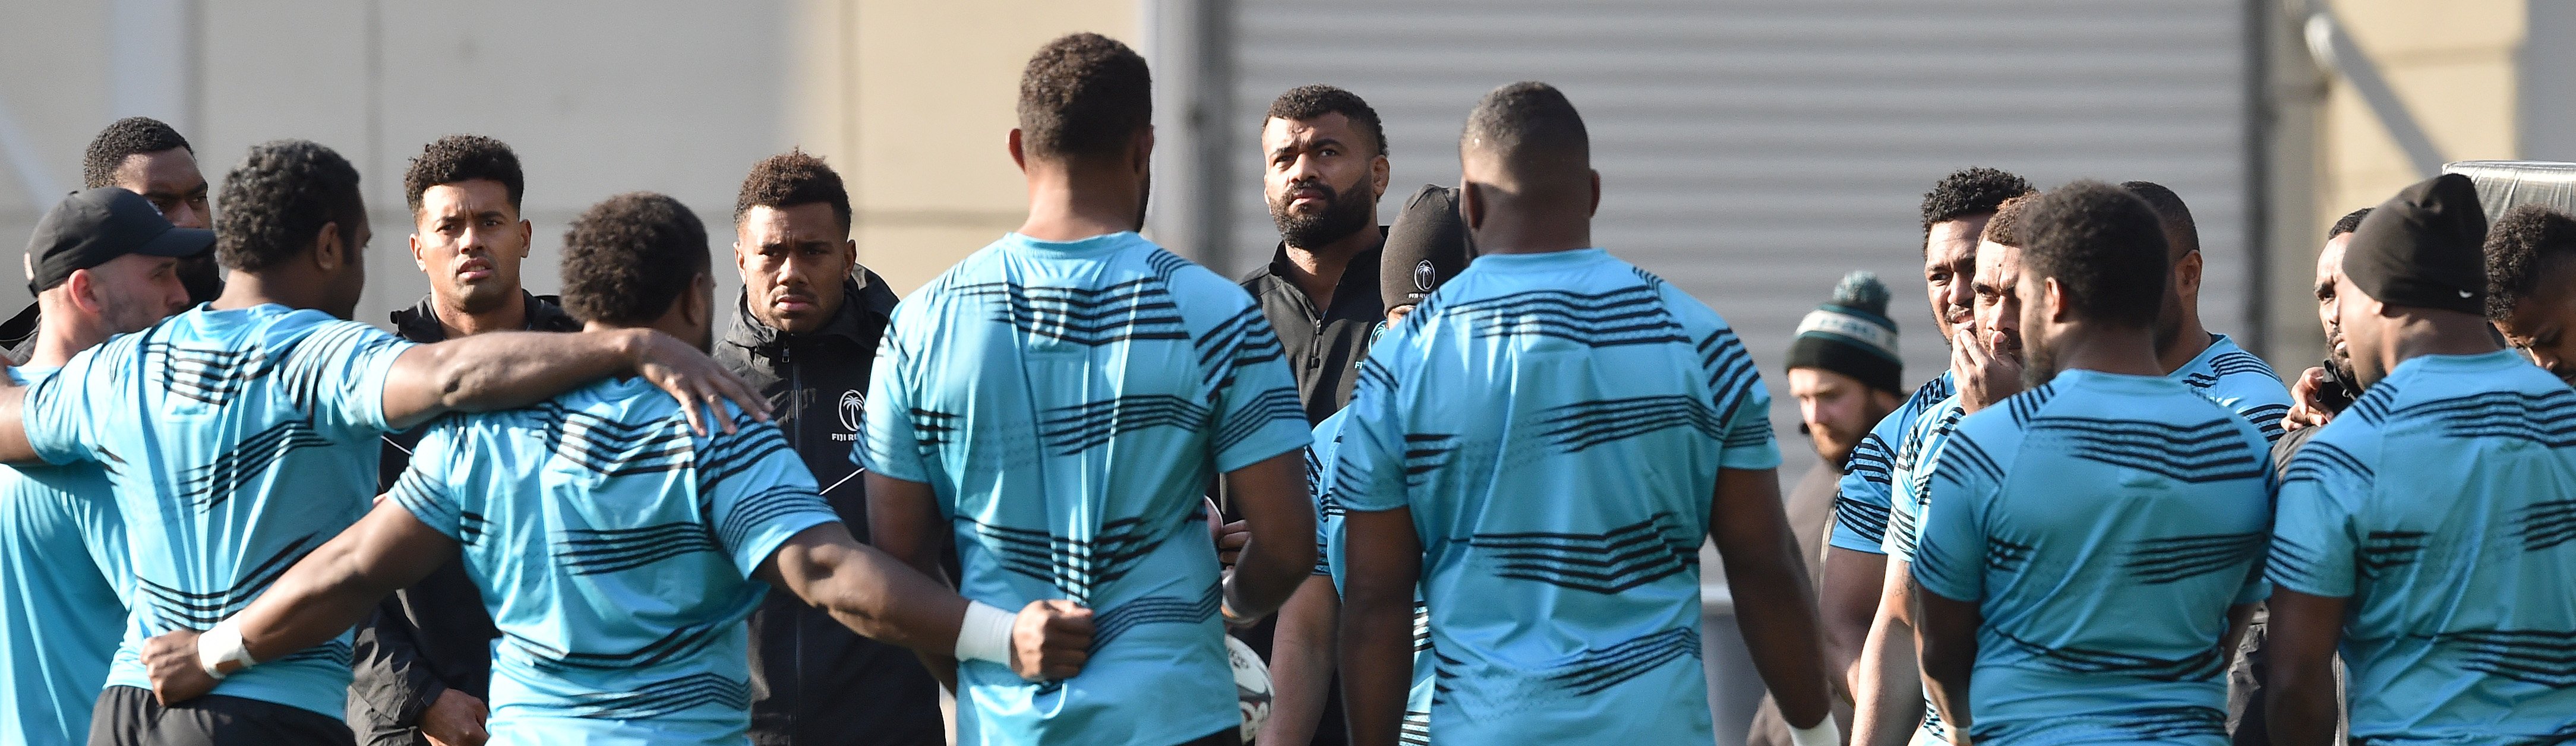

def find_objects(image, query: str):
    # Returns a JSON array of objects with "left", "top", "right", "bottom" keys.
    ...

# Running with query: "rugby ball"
[{"left": 1228, "top": 635, "right": 1273, "bottom": 742}]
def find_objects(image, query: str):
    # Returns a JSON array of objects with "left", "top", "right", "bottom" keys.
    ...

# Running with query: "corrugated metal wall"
[{"left": 1226, "top": 0, "right": 2253, "bottom": 481}]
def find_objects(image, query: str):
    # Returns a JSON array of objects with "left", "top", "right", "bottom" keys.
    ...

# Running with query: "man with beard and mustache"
[
  {"left": 1852, "top": 193, "right": 2034, "bottom": 746},
  {"left": 1237, "top": 84, "right": 1393, "bottom": 425},
  {"left": 1911, "top": 181, "right": 2271, "bottom": 746},
  {"left": 1747, "top": 270, "right": 1903, "bottom": 746},
  {"left": 2117, "top": 182, "right": 2291, "bottom": 442},
  {"left": 354, "top": 135, "right": 582, "bottom": 746}
]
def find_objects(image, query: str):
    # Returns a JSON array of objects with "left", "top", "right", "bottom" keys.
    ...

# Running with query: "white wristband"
[
  {"left": 1788, "top": 716, "right": 1841, "bottom": 746},
  {"left": 197, "top": 619, "right": 256, "bottom": 679},
  {"left": 953, "top": 600, "right": 1017, "bottom": 666}
]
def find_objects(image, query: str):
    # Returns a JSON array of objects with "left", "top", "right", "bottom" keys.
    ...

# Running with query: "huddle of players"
[
  {"left": 1816, "top": 166, "right": 2576, "bottom": 746},
  {"left": 5, "top": 29, "right": 2570, "bottom": 746}
]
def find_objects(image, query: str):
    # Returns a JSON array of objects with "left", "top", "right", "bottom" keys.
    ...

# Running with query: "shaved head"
[
  {"left": 2118, "top": 180, "right": 2198, "bottom": 260},
  {"left": 1461, "top": 82, "right": 1590, "bottom": 201}
]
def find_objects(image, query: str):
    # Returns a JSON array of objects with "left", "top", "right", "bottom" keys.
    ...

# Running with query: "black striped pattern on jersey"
[
  {"left": 558, "top": 522, "right": 719, "bottom": 576},
  {"left": 956, "top": 277, "right": 1189, "bottom": 346},
  {"left": 715, "top": 485, "right": 831, "bottom": 556},
  {"left": 962, "top": 513, "right": 1183, "bottom": 603},
  {"left": 135, "top": 532, "right": 319, "bottom": 630},
  {"left": 1038, "top": 395, "right": 1210, "bottom": 455},
  {"left": 1216, "top": 388, "right": 1305, "bottom": 457},
  {"left": 274, "top": 321, "right": 408, "bottom": 413},
  {"left": 504, "top": 618, "right": 732, "bottom": 673},
  {"left": 2029, "top": 416, "right": 2264, "bottom": 483},
  {"left": 1991, "top": 627, "right": 2228, "bottom": 681},
  {"left": 2392, "top": 388, "right": 2576, "bottom": 447},
  {"left": 1536, "top": 396, "right": 1726, "bottom": 453},
  {"left": 1400, "top": 709, "right": 1431, "bottom": 746},
  {"left": 1333, "top": 432, "right": 1459, "bottom": 492},
  {"left": 2519, "top": 500, "right": 2576, "bottom": 551},
  {"left": 1696, "top": 327, "right": 1760, "bottom": 421},
  {"left": 2004, "top": 381, "right": 2062, "bottom": 426},
  {"left": 2123, "top": 532, "right": 2266, "bottom": 584},
  {"left": 1845, "top": 433, "right": 1894, "bottom": 488},
  {"left": 1542, "top": 626, "right": 1701, "bottom": 696},
  {"left": 559, "top": 672, "right": 751, "bottom": 720},
  {"left": 1195, "top": 305, "right": 1288, "bottom": 393},
  {"left": 1465, "top": 512, "right": 1698, "bottom": 595},
  {"left": 2280, "top": 441, "right": 2370, "bottom": 486},
  {"left": 181, "top": 419, "right": 332, "bottom": 510},
  {"left": 526, "top": 403, "right": 693, "bottom": 476},
  {"left": 1967, "top": 706, "right": 2225, "bottom": 743},
  {"left": 1985, "top": 535, "right": 2035, "bottom": 573},
  {"left": 2438, "top": 628, "right": 2576, "bottom": 686},
  {"left": 2179, "top": 350, "right": 2278, "bottom": 391},
  {"left": 271, "top": 638, "right": 354, "bottom": 669},
  {"left": 905, "top": 408, "right": 959, "bottom": 453},
  {"left": 1413, "top": 599, "right": 1431, "bottom": 654},
  {"left": 2265, "top": 534, "right": 2331, "bottom": 590},
  {"left": 1833, "top": 491, "right": 1892, "bottom": 546},
  {"left": 386, "top": 469, "right": 490, "bottom": 545},
  {"left": 153, "top": 343, "right": 271, "bottom": 405},
  {"left": 1091, "top": 584, "right": 1220, "bottom": 649},
  {"left": 694, "top": 417, "right": 795, "bottom": 490},
  {"left": 1442, "top": 286, "right": 1690, "bottom": 347},
  {"left": 2239, "top": 402, "right": 2291, "bottom": 442},
  {"left": 2359, "top": 530, "right": 2430, "bottom": 574}
]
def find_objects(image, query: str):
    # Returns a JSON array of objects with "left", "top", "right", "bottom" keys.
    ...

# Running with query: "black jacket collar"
[
  {"left": 720, "top": 268, "right": 900, "bottom": 358},
  {"left": 390, "top": 290, "right": 581, "bottom": 343}
]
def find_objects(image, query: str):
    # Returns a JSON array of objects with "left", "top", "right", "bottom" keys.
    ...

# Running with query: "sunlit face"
[
  {"left": 1923, "top": 216, "right": 1986, "bottom": 342},
  {"left": 1263, "top": 113, "right": 1385, "bottom": 250},
  {"left": 2316, "top": 233, "right": 2353, "bottom": 376},
  {"left": 83, "top": 252, "right": 189, "bottom": 334},
  {"left": 2497, "top": 262, "right": 2576, "bottom": 387},
  {"left": 412, "top": 179, "right": 530, "bottom": 317},
  {"left": 113, "top": 148, "right": 209, "bottom": 229},
  {"left": 734, "top": 203, "right": 857, "bottom": 334},
  {"left": 2333, "top": 272, "right": 2390, "bottom": 388},
  {"left": 1971, "top": 240, "right": 2023, "bottom": 363},
  {"left": 1789, "top": 367, "right": 1884, "bottom": 466}
]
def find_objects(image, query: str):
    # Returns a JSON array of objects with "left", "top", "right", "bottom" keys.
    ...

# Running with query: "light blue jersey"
[
  {"left": 1334, "top": 248, "right": 1779, "bottom": 744},
  {"left": 2170, "top": 334, "right": 2291, "bottom": 442},
  {"left": 2269, "top": 350, "right": 2576, "bottom": 744},
  {"left": 21, "top": 304, "right": 412, "bottom": 719},
  {"left": 0, "top": 365, "right": 128, "bottom": 745},
  {"left": 1832, "top": 372, "right": 1953, "bottom": 555},
  {"left": 1883, "top": 396, "right": 1966, "bottom": 565},
  {"left": 858, "top": 232, "right": 1311, "bottom": 746},
  {"left": 389, "top": 378, "right": 839, "bottom": 746},
  {"left": 1309, "top": 409, "right": 1434, "bottom": 745},
  {"left": 1912, "top": 371, "right": 2272, "bottom": 745}
]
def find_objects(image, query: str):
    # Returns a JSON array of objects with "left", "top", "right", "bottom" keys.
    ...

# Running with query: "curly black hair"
[
  {"left": 2328, "top": 207, "right": 2373, "bottom": 239},
  {"left": 403, "top": 135, "right": 524, "bottom": 215},
  {"left": 81, "top": 117, "right": 192, "bottom": 189},
  {"left": 214, "top": 140, "right": 365, "bottom": 273},
  {"left": 1980, "top": 194, "right": 2038, "bottom": 248},
  {"left": 2482, "top": 204, "right": 2576, "bottom": 322},
  {"left": 560, "top": 192, "right": 709, "bottom": 325},
  {"left": 2019, "top": 180, "right": 2168, "bottom": 328},
  {"left": 2118, "top": 180, "right": 2198, "bottom": 257},
  {"left": 1018, "top": 33, "right": 1153, "bottom": 161},
  {"left": 1266, "top": 84, "right": 1387, "bottom": 157},
  {"left": 734, "top": 149, "right": 851, "bottom": 230},
  {"left": 1921, "top": 167, "right": 2035, "bottom": 234}
]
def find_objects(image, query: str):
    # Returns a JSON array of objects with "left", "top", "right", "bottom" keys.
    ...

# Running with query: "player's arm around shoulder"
[{"left": 377, "top": 325, "right": 768, "bottom": 435}]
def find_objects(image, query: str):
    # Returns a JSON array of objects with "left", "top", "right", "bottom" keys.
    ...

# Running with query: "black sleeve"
[{"left": 349, "top": 605, "right": 447, "bottom": 735}]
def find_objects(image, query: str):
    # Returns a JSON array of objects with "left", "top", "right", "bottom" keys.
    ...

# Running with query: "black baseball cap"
[{"left": 24, "top": 187, "right": 215, "bottom": 294}]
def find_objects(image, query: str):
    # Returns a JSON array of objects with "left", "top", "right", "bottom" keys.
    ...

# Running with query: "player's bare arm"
[
  {"left": 760, "top": 521, "right": 1094, "bottom": 682},
  {"left": 860, "top": 473, "right": 1095, "bottom": 685},
  {"left": 1261, "top": 576, "right": 1341, "bottom": 745},
  {"left": 1911, "top": 585, "right": 1978, "bottom": 746},
  {"left": 378, "top": 326, "right": 769, "bottom": 435},
  {"left": 2263, "top": 590, "right": 2347, "bottom": 746},
  {"left": 1851, "top": 558, "right": 1925, "bottom": 746},
  {"left": 1221, "top": 451, "right": 1317, "bottom": 622},
  {"left": 1338, "top": 506, "right": 1420, "bottom": 746},
  {"left": 1820, "top": 546, "right": 1889, "bottom": 700},
  {"left": 1709, "top": 466, "right": 1836, "bottom": 734}
]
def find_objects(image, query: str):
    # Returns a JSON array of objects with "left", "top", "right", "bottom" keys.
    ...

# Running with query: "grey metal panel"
[{"left": 1228, "top": 0, "right": 2251, "bottom": 479}]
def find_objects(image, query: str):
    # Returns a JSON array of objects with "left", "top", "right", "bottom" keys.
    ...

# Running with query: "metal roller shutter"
[{"left": 1225, "top": 0, "right": 2253, "bottom": 481}]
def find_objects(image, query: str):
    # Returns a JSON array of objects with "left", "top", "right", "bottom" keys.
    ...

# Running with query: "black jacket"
[
  {"left": 715, "top": 270, "right": 945, "bottom": 746},
  {"left": 353, "top": 292, "right": 582, "bottom": 746}
]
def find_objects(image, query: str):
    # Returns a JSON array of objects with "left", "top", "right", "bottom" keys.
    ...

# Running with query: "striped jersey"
[
  {"left": 1309, "top": 408, "right": 1434, "bottom": 744},
  {"left": 858, "top": 231, "right": 1311, "bottom": 746},
  {"left": 2170, "top": 334, "right": 2291, "bottom": 442},
  {"left": 1333, "top": 247, "right": 1780, "bottom": 744},
  {"left": 0, "top": 365, "right": 128, "bottom": 746},
  {"left": 389, "top": 379, "right": 839, "bottom": 746},
  {"left": 1830, "top": 372, "right": 1954, "bottom": 555},
  {"left": 2269, "top": 350, "right": 2576, "bottom": 743},
  {"left": 1911, "top": 370, "right": 2272, "bottom": 745},
  {"left": 21, "top": 304, "right": 413, "bottom": 719}
]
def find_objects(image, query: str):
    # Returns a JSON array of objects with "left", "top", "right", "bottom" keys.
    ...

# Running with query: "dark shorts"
[
  {"left": 1175, "top": 728, "right": 1243, "bottom": 746},
  {"left": 89, "top": 685, "right": 355, "bottom": 746}
]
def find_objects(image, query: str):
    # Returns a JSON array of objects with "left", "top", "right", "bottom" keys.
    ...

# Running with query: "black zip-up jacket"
[
  {"left": 715, "top": 270, "right": 945, "bottom": 746},
  {"left": 352, "top": 292, "right": 580, "bottom": 746}
]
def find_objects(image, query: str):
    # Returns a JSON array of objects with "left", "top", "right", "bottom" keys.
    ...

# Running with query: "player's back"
[
  {"left": 1337, "top": 247, "right": 1779, "bottom": 744},
  {"left": 860, "top": 231, "right": 1311, "bottom": 745},
  {"left": 387, "top": 377, "right": 839, "bottom": 746},
  {"left": 21, "top": 303, "right": 413, "bottom": 719},
  {"left": 0, "top": 365, "right": 128, "bottom": 746},
  {"left": 1912, "top": 371, "right": 2271, "bottom": 744},
  {"left": 2269, "top": 350, "right": 2576, "bottom": 742},
  {"left": 2169, "top": 334, "right": 2291, "bottom": 441}
]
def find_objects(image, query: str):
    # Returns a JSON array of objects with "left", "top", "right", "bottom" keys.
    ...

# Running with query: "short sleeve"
[
  {"left": 705, "top": 415, "right": 842, "bottom": 578},
  {"left": 2266, "top": 440, "right": 2368, "bottom": 598},
  {"left": 21, "top": 340, "right": 122, "bottom": 466},
  {"left": 857, "top": 318, "right": 932, "bottom": 484},
  {"left": 1309, "top": 417, "right": 1344, "bottom": 578},
  {"left": 1829, "top": 426, "right": 1902, "bottom": 555},
  {"left": 386, "top": 418, "right": 471, "bottom": 540},
  {"left": 1334, "top": 328, "right": 1415, "bottom": 514},
  {"left": 278, "top": 318, "right": 415, "bottom": 437},
  {"left": 1911, "top": 429, "right": 2006, "bottom": 602},
  {"left": 1204, "top": 305, "right": 1310, "bottom": 473},
  {"left": 1696, "top": 327, "right": 1782, "bottom": 472},
  {"left": 1718, "top": 383, "right": 1782, "bottom": 470}
]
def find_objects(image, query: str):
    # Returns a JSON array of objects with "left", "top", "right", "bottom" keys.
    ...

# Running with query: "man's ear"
[
  {"left": 409, "top": 230, "right": 429, "bottom": 273},
  {"left": 838, "top": 239, "right": 859, "bottom": 276},
  {"left": 687, "top": 271, "right": 715, "bottom": 327},
  {"left": 2045, "top": 277, "right": 2073, "bottom": 323},
  {"left": 1008, "top": 128, "right": 1028, "bottom": 173},
  {"left": 2176, "top": 249, "right": 2204, "bottom": 296},
  {"left": 1370, "top": 153, "right": 1392, "bottom": 200},
  {"left": 63, "top": 269, "right": 102, "bottom": 314},
  {"left": 1586, "top": 169, "right": 1602, "bottom": 218},
  {"left": 1131, "top": 126, "right": 1156, "bottom": 175},
  {"left": 1460, "top": 179, "right": 1487, "bottom": 231},
  {"left": 515, "top": 219, "right": 534, "bottom": 258},
  {"left": 311, "top": 221, "right": 345, "bottom": 274}
]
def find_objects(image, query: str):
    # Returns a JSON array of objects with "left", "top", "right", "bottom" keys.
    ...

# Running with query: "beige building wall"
[{"left": 791, "top": 0, "right": 1141, "bottom": 296}]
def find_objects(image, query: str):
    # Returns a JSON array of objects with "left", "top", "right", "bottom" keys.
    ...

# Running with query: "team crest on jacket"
[{"left": 838, "top": 390, "right": 866, "bottom": 432}]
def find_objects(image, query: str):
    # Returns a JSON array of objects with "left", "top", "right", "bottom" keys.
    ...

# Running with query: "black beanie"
[
  {"left": 2344, "top": 173, "right": 2489, "bottom": 315},
  {"left": 1381, "top": 184, "right": 1473, "bottom": 308},
  {"left": 1786, "top": 271, "right": 1903, "bottom": 395}
]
